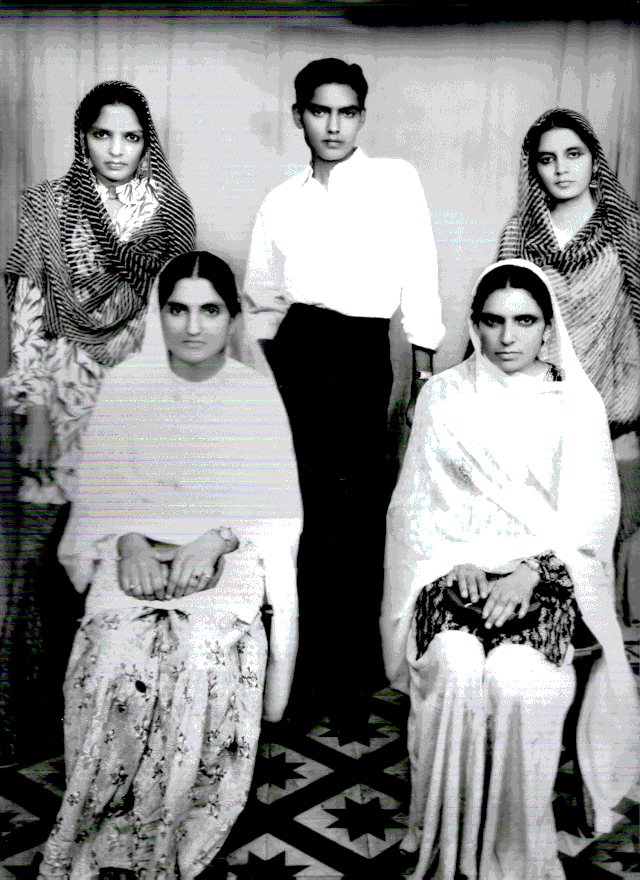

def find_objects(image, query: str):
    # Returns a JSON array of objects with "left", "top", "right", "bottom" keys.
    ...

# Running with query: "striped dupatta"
[
  {"left": 5, "top": 82, "right": 196, "bottom": 368},
  {"left": 497, "top": 109, "right": 640, "bottom": 431}
]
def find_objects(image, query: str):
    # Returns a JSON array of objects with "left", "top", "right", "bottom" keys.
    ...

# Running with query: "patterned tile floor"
[{"left": 0, "top": 645, "right": 638, "bottom": 879}]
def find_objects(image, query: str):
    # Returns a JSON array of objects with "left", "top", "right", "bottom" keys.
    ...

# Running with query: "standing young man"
[{"left": 244, "top": 58, "right": 443, "bottom": 733}]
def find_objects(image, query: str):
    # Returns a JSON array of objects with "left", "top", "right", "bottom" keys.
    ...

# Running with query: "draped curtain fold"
[{"left": 1, "top": 9, "right": 638, "bottom": 595}]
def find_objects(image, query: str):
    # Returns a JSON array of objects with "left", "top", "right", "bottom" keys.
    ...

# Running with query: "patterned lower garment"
[
  {"left": 415, "top": 551, "right": 577, "bottom": 666},
  {"left": 38, "top": 600, "right": 267, "bottom": 880}
]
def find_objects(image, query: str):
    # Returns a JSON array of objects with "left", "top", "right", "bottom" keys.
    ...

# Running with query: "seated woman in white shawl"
[
  {"left": 38, "top": 251, "right": 302, "bottom": 880},
  {"left": 382, "top": 259, "right": 639, "bottom": 880}
]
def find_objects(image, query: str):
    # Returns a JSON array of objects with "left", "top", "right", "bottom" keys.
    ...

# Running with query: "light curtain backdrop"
[{"left": 0, "top": 9, "right": 639, "bottom": 597}]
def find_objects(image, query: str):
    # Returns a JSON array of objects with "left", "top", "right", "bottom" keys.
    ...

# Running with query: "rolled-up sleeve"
[
  {"left": 397, "top": 165, "right": 444, "bottom": 351},
  {"left": 243, "top": 207, "right": 289, "bottom": 341}
]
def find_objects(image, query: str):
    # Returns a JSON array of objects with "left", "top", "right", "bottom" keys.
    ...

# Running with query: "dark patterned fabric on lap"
[{"left": 415, "top": 552, "right": 577, "bottom": 667}]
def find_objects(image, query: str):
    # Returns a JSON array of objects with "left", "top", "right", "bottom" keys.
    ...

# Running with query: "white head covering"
[
  {"left": 59, "top": 256, "right": 302, "bottom": 614},
  {"left": 382, "top": 259, "right": 639, "bottom": 829}
]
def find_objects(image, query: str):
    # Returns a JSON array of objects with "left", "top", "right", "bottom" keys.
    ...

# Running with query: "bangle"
[{"left": 415, "top": 370, "right": 432, "bottom": 381}]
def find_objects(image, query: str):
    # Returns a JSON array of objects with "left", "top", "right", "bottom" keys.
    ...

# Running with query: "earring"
[{"left": 137, "top": 153, "right": 150, "bottom": 179}]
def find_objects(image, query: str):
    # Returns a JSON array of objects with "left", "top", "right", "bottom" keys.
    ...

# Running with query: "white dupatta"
[
  {"left": 382, "top": 259, "right": 639, "bottom": 831},
  {"left": 59, "top": 270, "right": 302, "bottom": 622}
]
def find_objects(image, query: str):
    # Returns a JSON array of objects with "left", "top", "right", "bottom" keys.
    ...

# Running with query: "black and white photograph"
[{"left": 0, "top": 3, "right": 638, "bottom": 878}]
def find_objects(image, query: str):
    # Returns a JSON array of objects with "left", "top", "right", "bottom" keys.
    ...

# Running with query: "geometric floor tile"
[
  {"left": 307, "top": 714, "right": 400, "bottom": 760},
  {"left": 585, "top": 818, "right": 640, "bottom": 875},
  {"left": 372, "top": 688, "right": 406, "bottom": 706},
  {"left": 625, "top": 777, "right": 640, "bottom": 803},
  {"left": 294, "top": 784, "right": 407, "bottom": 859},
  {"left": 557, "top": 829, "right": 599, "bottom": 858},
  {"left": 255, "top": 744, "right": 333, "bottom": 805},
  {"left": 383, "top": 757, "right": 410, "bottom": 782},
  {"left": 0, "top": 849, "right": 43, "bottom": 879},
  {"left": 1, "top": 682, "right": 639, "bottom": 879},
  {"left": 226, "top": 834, "right": 342, "bottom": 877},
  {"left": 0, "top": 799, "right": 40, "bottom": 838},
  {"left": 16, "top": 760, "right": 65, "bottom": 798}
]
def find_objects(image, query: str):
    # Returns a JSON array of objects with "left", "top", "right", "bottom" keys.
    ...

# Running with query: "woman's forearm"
[{"left": 263, "top": 606, "right": 298, "bottom": 723}]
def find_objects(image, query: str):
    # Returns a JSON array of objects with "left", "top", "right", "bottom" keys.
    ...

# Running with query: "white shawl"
[
  {"left": 59, "top": 273, "right": 302, "bottom": 623},
  {"left": 382, "top": 259, "right": 639, "bottom": 830}
]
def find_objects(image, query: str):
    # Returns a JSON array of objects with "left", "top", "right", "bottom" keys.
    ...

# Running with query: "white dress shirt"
[{"left": 243, "top": 149, "right": 444, "bottom": 350}]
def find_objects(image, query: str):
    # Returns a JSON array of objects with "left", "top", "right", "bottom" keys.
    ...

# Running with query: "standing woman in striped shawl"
[
  {"left": 497, "top": 109, "right": 640, "bottom": 624},
  {"left": 0, "top": 81, "right": 195, "bottom": 763}
]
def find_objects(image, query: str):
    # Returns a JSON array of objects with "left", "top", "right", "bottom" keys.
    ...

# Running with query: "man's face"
[{"left": 293, "top": 83, "right": 365, "bottom": 164}]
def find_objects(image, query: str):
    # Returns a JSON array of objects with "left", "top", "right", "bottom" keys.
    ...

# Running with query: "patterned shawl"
[
  {"left": 497, "top": 108, "right": 640, "bottom": 432},
  {"left": 382, "top": 260, "right": 639, "bottom": 831},
  {"left": 5, "top": 81, "right": 196, "bottom": 367}
]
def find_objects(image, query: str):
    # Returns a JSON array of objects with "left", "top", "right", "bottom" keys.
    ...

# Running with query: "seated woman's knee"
[
  {"left": 429, "top": 630, "right": 485, "bottom": 683},
  {"left": 485, "top": 643, "right": 566, "bottom": 702}
]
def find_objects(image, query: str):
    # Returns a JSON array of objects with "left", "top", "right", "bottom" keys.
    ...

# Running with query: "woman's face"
[
  {"left": 85, "top": 103, "right": 145, "bottom": 187},
  {"left": 161, "top": 278, "right": 234, "bottom": 375},
  {"left": 535, "top": 127, "right": 593, "bottom": 204},
  {"left": 476, "top": 287, "right": 549, "bottom": 376}
]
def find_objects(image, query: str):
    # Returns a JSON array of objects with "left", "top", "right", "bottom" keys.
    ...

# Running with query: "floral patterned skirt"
[{"left": 38, "top": 601, "right": 267, "bottom": 880}]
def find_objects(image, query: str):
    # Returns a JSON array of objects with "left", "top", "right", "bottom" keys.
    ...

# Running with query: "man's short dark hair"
[{"left": 294, "top": 58, "right": 368, "bottom": 111}]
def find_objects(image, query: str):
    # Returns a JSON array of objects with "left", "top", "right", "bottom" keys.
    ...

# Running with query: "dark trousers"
[
  {"left": 267, "top": 305, "right": 393, "bottom": 716},
  {"left": 0, "top": 502, "right": 81, "bottom": 762}
]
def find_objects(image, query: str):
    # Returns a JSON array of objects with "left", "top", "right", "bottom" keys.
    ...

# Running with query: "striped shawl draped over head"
[
  {"left": 497, "top": 109, "right": 640, "bottom": 429},
  {"left": 5, "top": 81, "right": 196, "bottom": 367}
]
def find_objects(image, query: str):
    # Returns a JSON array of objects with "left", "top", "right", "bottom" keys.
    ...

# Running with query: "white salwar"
[
  {"left": 407, "top": 630, "right": 574, "bottom": 880},
  {"left": 382, "top": 260, "right": 640, "bottom": 880}
]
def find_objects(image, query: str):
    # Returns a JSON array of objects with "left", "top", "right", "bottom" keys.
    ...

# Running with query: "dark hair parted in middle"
[
  {"left": 158, "top": 251, "right": 241, "bottom": 317},
  {"left": 76, "top": 81, "right": 152, "bottom": 151},
  {"left": 294, "top": 58, "right": 369, "bottom": 110},
  {"left": 471, "top": 264, "right": 554, "bottom": 326},
  {"left": 524, "top": 108, "right": 600, "bottom": 183}
]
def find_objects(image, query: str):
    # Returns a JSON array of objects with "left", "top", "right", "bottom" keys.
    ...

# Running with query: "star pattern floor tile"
[
  {"left": 295, "top": 783, "right": 406, "bottom": 858},
  {"left": 255, "top": 744, "right": 333, "bottom": 805},
  {"left": 0, "top": 799, "right": 40, "bottom": 839},
  {"left": 0, "top": 849, "right": 42, "bottom": 879},
  {"left": 227, "top": 834, "right": 341, "bottom": 877},
  {"left": 16, "top": 761, "right": 65, "bottom": 798},
  {"left": 307, "top": 712, "right": 400, "bottom": 759},
  {"left": 372, "top": 687, "right": 406, "bottom": 705},
  {"left": 0, "top": 685, "right": 638, "bottom": 879},
  {"left": 383, "top": 757, "right": 410, "bottom": 782}
]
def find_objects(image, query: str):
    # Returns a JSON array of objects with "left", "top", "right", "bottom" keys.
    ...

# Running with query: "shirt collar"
[{"left": 300, "top": 147, "right": 368, "bottom": 187}]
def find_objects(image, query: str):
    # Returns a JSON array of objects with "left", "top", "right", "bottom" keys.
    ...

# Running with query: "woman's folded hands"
[
  {"left": 446, "top": 562, "right": 540, "bottom": 629},
  {"left": 117, "top": 532, "right": 166, "bottom": 599},
  {"left": 117, "top": 530, "right": 239, "bottom": 599}
]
